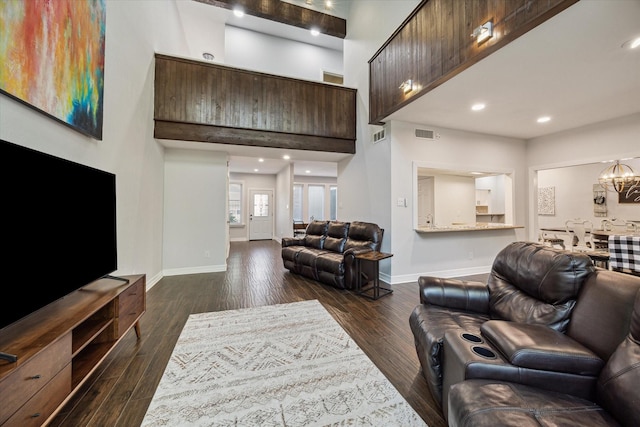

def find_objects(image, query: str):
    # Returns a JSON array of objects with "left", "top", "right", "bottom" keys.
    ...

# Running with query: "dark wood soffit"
[
  {"left": 154, "top": 120, "right": 356, "bottom": 154},
  {"left": 368, "top": 0, "right": 580, "bottom": 125},
  {"left": 195, "top": 0, "right": 347, "bottom": 39}
]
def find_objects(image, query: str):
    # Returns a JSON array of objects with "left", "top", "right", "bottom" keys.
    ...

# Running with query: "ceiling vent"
[
  {"left": 415, "top": 128, "right": 435, "bottom": 140},
  {"left": 372, "top": 127, "right": 386, "bottom": 144}
]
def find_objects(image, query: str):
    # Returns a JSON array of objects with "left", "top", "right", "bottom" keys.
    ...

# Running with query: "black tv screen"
[{"left": 0, "top": 139, "right": 117, "bottom": 330}]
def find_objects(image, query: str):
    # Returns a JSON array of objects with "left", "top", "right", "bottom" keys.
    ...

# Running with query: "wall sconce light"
[
  {"left": 399, "top": 79, "right": 414, "bottom": 94},
  {"left": 471, "top": 20, "right": 493, "bottom": 45}
]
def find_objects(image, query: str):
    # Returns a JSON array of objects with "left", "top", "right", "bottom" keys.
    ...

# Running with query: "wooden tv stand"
[{"left": 0, "top": 274, "right": 146, "bottom": 427}]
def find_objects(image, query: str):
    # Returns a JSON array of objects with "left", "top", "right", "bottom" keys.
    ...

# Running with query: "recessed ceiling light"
[
  {"left": 310, "top": 28, "right": 320, "bottom": 36},
  {"left": 258, "top": 158, "right": 264, "bottom": 162},
  {"left": 471, "top": 103, "right": 486, "bottom": 111},
  {"left": 305, "top": 170, "right": 311, "bottom": 174},
  {"left": 233, "top": 7, "right": 244, "bottom": 18},
  {"left": 253, "top": 168, "right": 259, "bottom": 172},
  {"left": 283, "top": 155, "right": 290, "bottom": 160},
  {"left": 537, "top": 116, "right": 551, "bottom": 123}
]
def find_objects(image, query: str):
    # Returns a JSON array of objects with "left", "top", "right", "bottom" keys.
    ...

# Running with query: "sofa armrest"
[
  {"left": 418, "top": 276, "right": 490, "bottom": 314},
  {"left": 282, "top": 237, "right": 305, "bottom": 247},
  {"left": 343, "top": 246, "right": 373, "bottom": 257},
  {"left": 481, "top": 320, "right": 604, "bottom": 375}
]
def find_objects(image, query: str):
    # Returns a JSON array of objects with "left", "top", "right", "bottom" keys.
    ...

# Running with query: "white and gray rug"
[{"left": 141, "top": 299, "right": 427, "bottom": 426}]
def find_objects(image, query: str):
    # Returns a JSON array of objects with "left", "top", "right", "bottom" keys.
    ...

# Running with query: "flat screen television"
[{"left": 0, "top": 139, "right": 117, "bottom": 331}]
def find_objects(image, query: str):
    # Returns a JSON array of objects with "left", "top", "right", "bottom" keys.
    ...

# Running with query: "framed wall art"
[
  {"left": 593, "top": 183, "right": 607, "bottom": 216},
  {"left": 538, "top": 186, "right": 555, "bottom": 215},
  {"left": 0, "top": 0, "right": 106, "bottom": 140},
  {"left": 618, "top": 183, "right": 640, "bottom": 204}
]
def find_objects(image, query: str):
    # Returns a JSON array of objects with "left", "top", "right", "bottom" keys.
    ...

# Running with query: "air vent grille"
[{"left": 415, "top": 128, "right": 435, "bottom": 140}]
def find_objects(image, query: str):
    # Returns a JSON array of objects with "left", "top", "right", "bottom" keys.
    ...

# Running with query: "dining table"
[
  {"left": 539, "top": 227, "right": 640, "bottom": 270},
  {"left": 590, "top": 229, "right": 640, "bottom": 241}
]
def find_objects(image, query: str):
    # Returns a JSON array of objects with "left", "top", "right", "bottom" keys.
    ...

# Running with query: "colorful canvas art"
[{"left": 0, "top": 0, "right": 106, "bottom": 140}]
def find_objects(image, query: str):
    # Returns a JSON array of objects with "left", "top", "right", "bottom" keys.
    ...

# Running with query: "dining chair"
[
  {"left": 540, "top": 231, "right": 566, "bottom": 250},
  {"left": 601, "top": 219, "right": 638, "bottom": 233},
  {"left": 565, "top": 219, "right": 594, "bottom": 252}
]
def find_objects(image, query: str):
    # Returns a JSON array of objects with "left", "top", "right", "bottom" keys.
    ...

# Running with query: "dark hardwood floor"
[{"left": 49, "top": 240, "right": 488, "bottom": 427}]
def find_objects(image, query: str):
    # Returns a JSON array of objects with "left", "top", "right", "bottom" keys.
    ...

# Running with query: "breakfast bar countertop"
[{"left": 415, "top": 223, "right": 524, "bottom": 233}]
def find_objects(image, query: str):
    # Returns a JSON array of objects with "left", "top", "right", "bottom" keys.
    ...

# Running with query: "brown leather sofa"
[
  {"left": 410, "top": 241, "right": 640, "bottom": 426},
  {"left": 281, "top": 220, "right": 383, "bottom": 289}
]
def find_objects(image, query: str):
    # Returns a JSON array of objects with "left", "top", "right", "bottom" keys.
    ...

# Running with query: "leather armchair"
[
  {"left": 411, "top": 241, "right": 640, "bottom": 427},
  {"left": 448, "top": 277, "right": 640, "bottom": 427},
  {"left": 409, "top": 241, "right": 594, "bottom": 405}
]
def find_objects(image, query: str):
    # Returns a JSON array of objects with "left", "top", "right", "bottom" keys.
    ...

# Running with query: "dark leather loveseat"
[
  {"left": 281, "top": 220, "right": 383, "bottom": 289},
  {"left": 410, "top": 241, "right": 640, "bottom": 426}
]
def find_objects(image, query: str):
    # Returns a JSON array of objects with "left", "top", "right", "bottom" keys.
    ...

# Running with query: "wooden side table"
[{"left": 355, "top": 251, "right": 393, "bottom": 300}]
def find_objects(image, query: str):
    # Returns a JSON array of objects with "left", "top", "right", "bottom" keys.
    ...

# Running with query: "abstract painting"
[
  {"left": 538, "top": 186, "right": 555, "bottom": 215},
  {"left": 0, "top": 0, "right": 106, "bottom": 140}
]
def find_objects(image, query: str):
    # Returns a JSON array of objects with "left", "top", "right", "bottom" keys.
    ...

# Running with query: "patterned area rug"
[{"left": 141, "top": 300, "right": 427, "bottom": 426}]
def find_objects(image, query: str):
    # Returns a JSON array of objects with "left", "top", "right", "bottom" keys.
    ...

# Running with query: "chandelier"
[{"left": 598, "top": 160, "right": 640, "bottom": 194}]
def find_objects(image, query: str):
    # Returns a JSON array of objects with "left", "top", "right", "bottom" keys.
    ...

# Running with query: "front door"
[{"left": 249, "top": 189, "right": 273, "bottom": 240}]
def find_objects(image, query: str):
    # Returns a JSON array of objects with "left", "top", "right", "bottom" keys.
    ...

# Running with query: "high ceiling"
[
  {"left": 175, "top": 0, "right": 640, "bottom": 176},
  {"left": 387, "top": 0, "right": 640, "bottom": 140}
]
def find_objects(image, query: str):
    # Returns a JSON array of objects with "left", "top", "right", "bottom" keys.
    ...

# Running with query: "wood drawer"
[
  {"left": 0, "top": 333, "right": 71, "bottom": 425},
  {"left": 117, "top": 279, "right": 145, "bottom": 336},
  {"left": 2, "top": 363, "right": 71, "bottom": 427}
]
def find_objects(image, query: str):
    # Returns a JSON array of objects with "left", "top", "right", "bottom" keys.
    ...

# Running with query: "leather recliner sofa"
[
  {"left": 410, "top": 241, "right": 640, "bottom": 426},
  {"left": 281, "top": 220, "right": 383, "bottom": 289}
]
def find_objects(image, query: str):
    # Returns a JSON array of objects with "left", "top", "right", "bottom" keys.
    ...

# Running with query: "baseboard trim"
[
  {"left": 163, "top": 264, "right": 227, "bottom": 277},
  {"left": 387, "top": 265, "right": 492, "bottom": 285},
  {"left": 145, "top": 271, "right": 164, "bottom": 291}
]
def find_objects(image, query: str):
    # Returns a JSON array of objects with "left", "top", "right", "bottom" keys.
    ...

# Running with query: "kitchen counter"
[{"left": 416, "top": 223, "right": 524, "bottom": 233}]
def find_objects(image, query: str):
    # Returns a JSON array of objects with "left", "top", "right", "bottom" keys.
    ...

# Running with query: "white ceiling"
[
  {"left": 387, "top": 0, "right": 640, "bottom": 140},
  {"left": 171, "top": 0, "right": 640, "bottom": 177}
]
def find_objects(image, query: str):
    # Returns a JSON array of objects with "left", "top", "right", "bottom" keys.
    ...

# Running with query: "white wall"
[
  {"left": 433, "top": 175, "right": 477, "bottom": 225},
  {"left": 225, "top": 26, "right": 343, "bottom": 81},
  {"left": 527, "top": 113, "right": 640, "bottom": 240},
  {"left": 339, "top": 0, "right": 422, "bottom": 277},
  {"left": 0, "top": 0, "right": 197, "bottom": 289},
  {"left": 175, "top": 0, "right": 227, "bottom": 62},
  {"left": 389, "top": 120, "right": 528, "bottom": 283},
  {"left": 275, "top": 165, "right": 294, "bottom": 241},
  {"left": 163, "top": 149, "right": 228, "bottom": 275}
]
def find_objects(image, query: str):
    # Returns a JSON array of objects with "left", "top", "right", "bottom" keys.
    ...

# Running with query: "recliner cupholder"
[
  {"left": 461, "top": 333, "right": 483, "bottom": 343},
  {"left": 472, "top": 346, "right": 497, "bottom": 359}
]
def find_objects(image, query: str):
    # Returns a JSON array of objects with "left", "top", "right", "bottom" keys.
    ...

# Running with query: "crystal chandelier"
[{"left": 598, "top": 160, "right": 640, "bottom": 194}]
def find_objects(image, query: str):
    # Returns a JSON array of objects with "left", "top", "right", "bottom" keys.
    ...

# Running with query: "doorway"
[{"left": 249, "top": 189, "right": 273, "bottom": 240}]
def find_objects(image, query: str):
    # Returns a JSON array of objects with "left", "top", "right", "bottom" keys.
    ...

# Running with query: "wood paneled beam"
[
  {"left": 154, "top": 121, "right": 356, "bottom": 154},
  {"left": 195, "top": 0, "right": 346, "bottom": 39},
  {"left": 367, "top": 0, "right": 580, "bottom": 125}
]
